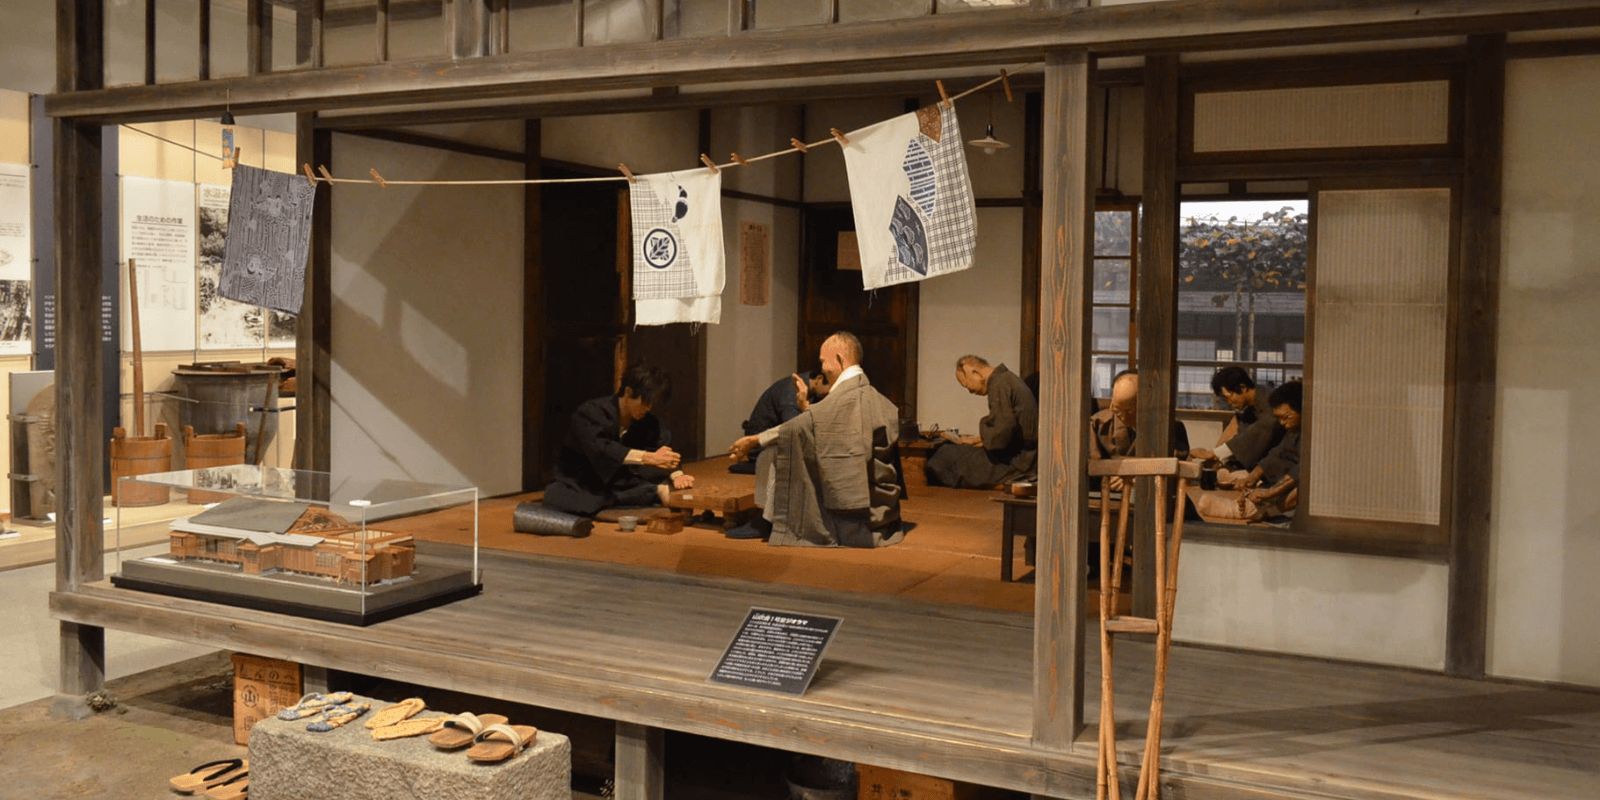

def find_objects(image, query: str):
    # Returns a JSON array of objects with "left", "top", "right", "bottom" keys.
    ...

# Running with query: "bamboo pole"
[
  {"left": 1135, "top": 476, "right": 1168, "bottom": 800},
  {"left": 128, "top": 259, "right": 145, "bottom": 437}
]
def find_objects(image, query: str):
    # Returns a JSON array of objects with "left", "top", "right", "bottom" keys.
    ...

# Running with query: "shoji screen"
[{"left": 1309, "top": 188, "right": 1451, "bottom": 525}]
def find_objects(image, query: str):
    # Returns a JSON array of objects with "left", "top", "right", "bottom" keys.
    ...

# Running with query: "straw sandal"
[
  {"left": 466, "top": 723, "right": 538, "bottom": 763},
  {"left": 306, "top": 702, "right": 369, "bottom": 732},
  {"left": 169, "top": 758, "right": 247, "bottom": 794},
  {"left": 204, "top": 771, "right": 250, "bottom": 800},
  {"left": 371, "top": 716, "right": 446, "bottom": 741},
  {"left": 365, "top": 697, "right": 426, "bottom": 729},
  {"left": 428, "top": 712, "right": 507, "bottom": 750},
  {"left": 275, "top": 691, "right": 354, "bottom": 721}
]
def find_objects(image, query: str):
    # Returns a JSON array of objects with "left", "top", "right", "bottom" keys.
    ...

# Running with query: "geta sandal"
[
  {"left": 169, "top": 758, "right": 246, "bottom": 794},
  {"left": 466, "top": 723, "right": 538, "bottom": 763},
  {"left": 204, "top": 771, "right": 249, "bottom": 800},
  {"left": 428, "top": 712, "right": 507, "bottom": 750}
]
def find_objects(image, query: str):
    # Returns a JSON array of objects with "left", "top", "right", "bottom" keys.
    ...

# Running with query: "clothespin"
[
  {"left": 829, "top": 128, "right": 850, "bottom": 146},
  {"left": 789, "top": 137, "right": 809, "bottom": 153},
  {"left": 1000, "top": 68, "right": 1013, "bottom": 103},
  {"left": 937, "top": 79, "right": 952, "bottom": 109},
  {"left": 699, "top": 154, "right": 720, "bottom": 173},
  {"left": 369, "top": 168, "right": 387, "bottom": 188},
  {"left": 618, "top": 163, "right": 636, "bottom": 183},
  {"left": 729, "top": 152, "right": 749, "bottom": 167},
  {"left": 302, "top": 164, "right": 316, "bottom": 187},
  {"left": 317, "top": 165, "right": 334, "bottom": 183}
]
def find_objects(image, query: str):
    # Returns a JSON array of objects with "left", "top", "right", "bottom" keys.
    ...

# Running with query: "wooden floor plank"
[{"left": 49, "top": 519, "right": 1600, "bottom": 800}]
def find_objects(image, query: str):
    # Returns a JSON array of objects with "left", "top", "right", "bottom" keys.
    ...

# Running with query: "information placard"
[{"left": 709, "top": 608, "right": 841, "bottom": 696}]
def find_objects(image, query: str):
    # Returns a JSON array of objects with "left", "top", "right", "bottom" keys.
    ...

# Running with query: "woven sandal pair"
[
  {"left": 366, "top": 697, "right": 446, "bottom": 741},
  {"left": 169, "top": 758, "right": 248, "bottom": 797},
  {"left": 305, "top": 701, "right": 370, "bottom": 732},
  {"left": 274, "top": 692, "right": 354, "bottom": 721},
  {"left": 428, "top": 712, "right": 538, "bottom": 763}
]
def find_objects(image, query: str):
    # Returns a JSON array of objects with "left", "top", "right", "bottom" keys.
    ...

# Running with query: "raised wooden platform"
[{"left": 51, "top": 544, "right": 1600, "bottom": 800}]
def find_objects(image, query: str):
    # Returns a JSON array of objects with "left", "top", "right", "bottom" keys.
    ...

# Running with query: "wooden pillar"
[
  {"left": 55, "top": 0, "right": 107, "bottom": 706},
  {"left": 1032, "top": 48, "right": 1094, "bottom": 751},
  {"left": 295, "top": 117, "right": 332, "bottom": 473},
  {"left": 614, "top": 722, "right": 665, "bottom": 800},
  {"left": 1131, "top": 54, "right": 1179, "bottom": 621},
  {"left": 522, "top": 119, "right": 546, "bottom": 490},
  {"left": 1447, "top": 33, "right": 1505, "bottom": 678},
  {"left": 1020, "top": 90, "right": 1043, "bottom": 378},
  {"left": 247, "top": 0, "right": 271, "bottom": 75}
]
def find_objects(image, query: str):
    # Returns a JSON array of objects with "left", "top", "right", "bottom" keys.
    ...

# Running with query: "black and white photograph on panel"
[
  {"left": 198, "top": 184, "right": 264, "bottom": 348},
  {"left": 267, "top": 309, "right": 296, "bottom": 346},
  {"left": 220, "top": 165, "right": 315, "bottom": 315},
  {"left": 0, "top": 162, "right": 31, "bottom": 354}
]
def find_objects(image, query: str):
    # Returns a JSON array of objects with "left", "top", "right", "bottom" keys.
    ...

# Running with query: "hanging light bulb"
[{"left": 967, "top": 93, "right": 1009, "bottom": 155}]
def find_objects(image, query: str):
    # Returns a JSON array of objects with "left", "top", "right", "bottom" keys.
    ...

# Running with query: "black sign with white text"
[{"left": 708, "top": 608, "right": 842, "bottom": 696}]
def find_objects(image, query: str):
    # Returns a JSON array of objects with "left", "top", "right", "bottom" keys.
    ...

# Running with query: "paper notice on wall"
[
  {"left": 121, "top": 175, "right": 197, "bottom": 352},
  {"left": 0, "top": 164, "right": 32, "bottom": 355},
  {"left": 198, "top": 184, "right": 264, "bottom": 349},
  {"left": 739, "top": 221, "right": 770, "bottom": 307}
]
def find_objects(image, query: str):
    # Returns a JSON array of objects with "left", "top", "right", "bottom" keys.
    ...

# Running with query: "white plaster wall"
[
  {"left": 1176, "top": 545, "right": 1449, "bottom": 669},
  {"left": 916, "top": 208, "right": 1024, "bottom": 434},
  {"left": 704, "top": 105, "right": 802, "bottom": 456},
  {"left": 1488, "top": 55, "right": 1600, "bottom": 688},
  {"left": 542, "top": 111, "right": 701, "bottom": 175},
  {"left": 329, "top": 134, "right": 523, "bottom": 496}
]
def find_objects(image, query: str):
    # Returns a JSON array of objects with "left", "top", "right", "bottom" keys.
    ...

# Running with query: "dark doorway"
[
  {"left": 527, "top": 163, "right": 705, "bottom": 491},
  {"left": 798, "top": 205, "right": 919, "bottom": 418}
]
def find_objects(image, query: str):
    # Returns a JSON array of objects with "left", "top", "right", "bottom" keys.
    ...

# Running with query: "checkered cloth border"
[{"left": 631, "top": 181, "right": 697, "bottom": 300}]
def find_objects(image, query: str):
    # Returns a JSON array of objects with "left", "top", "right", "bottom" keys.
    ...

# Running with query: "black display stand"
[{"left": 111, "top": 556, "right": 482, "bottom": 626}]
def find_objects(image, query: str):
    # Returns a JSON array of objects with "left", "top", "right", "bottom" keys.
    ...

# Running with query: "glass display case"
[{"left": 110, "top": 465, "right": 480, "bottom": 625}]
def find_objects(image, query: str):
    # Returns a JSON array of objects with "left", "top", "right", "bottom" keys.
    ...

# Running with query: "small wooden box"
[
  {"left": 646, "top": 511, "right": 687, "bottom": 534},
  {"left": 232, "top": 653, "right": 302, "bottom": 745}
]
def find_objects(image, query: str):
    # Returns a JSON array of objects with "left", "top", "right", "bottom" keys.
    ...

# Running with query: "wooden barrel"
[
  {"left": 184, "top": 423, "right": 247, "bottom": 504},
  {"left": 110, "top": 423, "right": 172, "bottom": 507}
]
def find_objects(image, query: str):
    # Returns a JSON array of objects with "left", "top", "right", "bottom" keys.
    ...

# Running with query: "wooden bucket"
[
  {"left": 110, "top": 423, "right": 172, "bottom": 507},
  {"left": 185, "top": 423, "right": 247, "bottom": 504}
]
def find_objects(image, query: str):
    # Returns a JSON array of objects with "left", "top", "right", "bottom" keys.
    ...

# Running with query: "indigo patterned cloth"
[
  {"left": 840, "top": 104, "right": 977, "bottom": 290},
  {"left": 219, "top": 165, "right": 315, "bottom": 315}
]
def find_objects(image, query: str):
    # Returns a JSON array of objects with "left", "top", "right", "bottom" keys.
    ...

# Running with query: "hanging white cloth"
[
  {"left": 629, "top": 167, "right": 724, "bottom": 325},
  {"left": 840, "top": 103, "right": 977, "bottom": 290}
]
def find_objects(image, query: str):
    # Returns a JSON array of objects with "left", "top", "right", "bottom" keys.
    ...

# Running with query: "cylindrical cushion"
[{"left": 513, "top": 503, "right": 593, "bottom": 538}]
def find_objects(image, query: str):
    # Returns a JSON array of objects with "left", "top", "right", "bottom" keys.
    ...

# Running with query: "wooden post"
[
  {"left": 294, "top": 117, "right": 332, "bottom": 472},
  {"left": 1020, "top": 90, "right": 1043, "bottom": 379},
  {"left": 523, "top": 119, "right": 545, "bottom": 490},
  {"left": 614, "top": 722, "right": 665, "bottom": 800},
  {"left": 376, "top": 0, "right": 390, "bottom": 62},
  {"left": 199, "top": 0, "right": 212, "bottom": 80},
  {"left": 1033, "top": 47, "right": 1094, "bottom": 752},
  {"left": 1447, "top": 33, "right": 1505, "bottom": 678},
  {"left": 128, "top": 259, "right": 144, "bottom": 437},
  {"left": 1132, "top": 54, "right": 1179, "bottom": 622},
  {"left": 55, "top": 0, "right": 107, "bottom": 710}
]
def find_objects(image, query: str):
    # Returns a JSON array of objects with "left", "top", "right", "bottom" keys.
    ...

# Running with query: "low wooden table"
[
  {"left": 992, "top": 495, "right": 1037, "bottom": 582},
  {"left": 898, "top": 438, "right": 944, "bottom": 492},
  {"left": 666, "top": 486, "right": 759, "bottom": 531}
]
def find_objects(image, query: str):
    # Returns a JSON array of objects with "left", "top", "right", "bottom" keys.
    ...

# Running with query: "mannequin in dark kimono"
[{"left": 542, "top": 363, "right": 695, "bottom": 517}]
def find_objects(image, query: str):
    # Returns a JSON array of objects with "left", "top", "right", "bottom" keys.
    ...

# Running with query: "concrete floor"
[{"left": 0, "top": 543, "right": 220, "bottom": 711}]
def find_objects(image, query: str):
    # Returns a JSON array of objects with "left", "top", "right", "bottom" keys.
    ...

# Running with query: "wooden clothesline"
[{"left": 128, "top": 63, "right": 1033, "bottom": 189}]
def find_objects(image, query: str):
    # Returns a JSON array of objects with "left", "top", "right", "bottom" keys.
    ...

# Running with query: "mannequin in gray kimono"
[{"left": 728, "top": 332, "right": 903, "bottom": 548}]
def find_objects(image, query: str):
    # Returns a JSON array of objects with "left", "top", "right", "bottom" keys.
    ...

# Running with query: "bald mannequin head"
[
  {"left": 1110, "top": 370, "right": 1138, "bottom": 429},
  {"left": 819, "top": 331, "right": 863, "bottom": 383}
]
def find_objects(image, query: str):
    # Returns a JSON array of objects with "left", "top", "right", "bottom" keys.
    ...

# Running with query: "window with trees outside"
[{"left": 1092, "top": 204, "right": 1139, "bottom": 400}]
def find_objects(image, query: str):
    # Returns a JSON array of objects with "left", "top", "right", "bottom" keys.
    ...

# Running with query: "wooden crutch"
[
  {"left": 1097, "top": 473, "right": 1135, "bottom": 800},
  {"left": 1135, "top": 473, "right": 1192, "bottom": 800}
]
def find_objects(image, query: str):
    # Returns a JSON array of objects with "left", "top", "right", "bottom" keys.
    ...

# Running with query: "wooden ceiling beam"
[{"left": 45, "top": 0, "right": 1600, "bottom": 124}]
